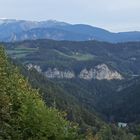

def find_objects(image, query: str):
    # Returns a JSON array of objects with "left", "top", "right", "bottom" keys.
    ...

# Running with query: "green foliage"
[
  {"left": 17, "top": 64, "right": 135, "bottom": 140},
  {"left": 4, "top": 39, "right": 140, "bottom": 125},
  {"left": 2, "top": 39, "right": 140, "bottom": 140},
  {"left": 0, "top": 47, "right": 82, "bottom": 140}
]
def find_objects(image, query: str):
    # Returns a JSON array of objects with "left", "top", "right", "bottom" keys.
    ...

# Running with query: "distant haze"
[{"left": 0, "top": 0, "right": 140, "bottom": 32}]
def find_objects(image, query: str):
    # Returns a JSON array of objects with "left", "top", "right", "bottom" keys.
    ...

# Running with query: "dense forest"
[
  {"left": 1, "top": 39, "right": 140, "bottom": 139},
  {"left": 0, "top": 47, "right": 83, "bottom": 140},
  {"left": 10, "top": 54, "right": 138, "bottom": 139},
  {"left": 3, "top": 39, "right": 140, "bottom": 124},
  {"left": 0, "top": 0, "right": 140, "bottom": 139},
  {"left": 0, "top": 46, "right": 136, "bottom": 140}
]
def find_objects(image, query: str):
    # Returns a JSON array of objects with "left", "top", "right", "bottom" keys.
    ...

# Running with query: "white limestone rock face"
[
  {"left": 79, "top": 68, "right": 93, "bottom": 80},
  {"left": 79, "top": 64, "right": 123, "bottom": 80},
  {"left": 27, "top": 64, "right": 42, "bottom": 73},
  {"left": 27, "top": 63, "right": 123, "bottom": 80},
  {"left": 94, "top": 64, "right": 123, "bottom": 80},
  {"left": 45, "top": 68, "right": 75, "bottom": 79}
]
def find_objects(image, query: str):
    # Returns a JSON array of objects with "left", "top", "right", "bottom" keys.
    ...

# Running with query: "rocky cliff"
[
  {"left": 27, "top": 63, "right": 123, "bottom": 80},
  {"left": 79, "top": 64, "right": 123, "bottom": 80},
  {"left": 45, "top": 68, "right": 75, "bottom": 79}
]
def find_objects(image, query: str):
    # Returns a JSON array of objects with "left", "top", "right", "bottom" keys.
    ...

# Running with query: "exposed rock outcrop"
[
  {"left": 27, "top": 64, "right": 42, "bottom": 73},
  {"left": 79, "top": 64, "right": 123, "bottom": 80},
  {"left": 45, "top": 68, "right": 75, "bottom": 79},
  {"left": 26, "top": 63, "right": 123, "bottom": 80}
]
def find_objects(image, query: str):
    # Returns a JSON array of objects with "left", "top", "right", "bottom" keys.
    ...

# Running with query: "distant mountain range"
[{"left": 0, "top": 19, "right": 140, "bottom": 43}]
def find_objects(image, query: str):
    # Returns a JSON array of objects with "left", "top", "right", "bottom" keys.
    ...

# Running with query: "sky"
[{"left": 0, "top": 0, "right": 140, "bottom": 32}]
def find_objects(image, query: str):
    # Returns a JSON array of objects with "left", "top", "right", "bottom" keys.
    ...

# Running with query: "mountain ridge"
[{"left": 0, "top": 19, "right": 140, "bottom": 43}]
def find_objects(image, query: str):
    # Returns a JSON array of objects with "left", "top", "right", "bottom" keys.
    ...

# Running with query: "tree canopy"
[{"left": 0, "top": 46, "right": 82, "bottom": 140}]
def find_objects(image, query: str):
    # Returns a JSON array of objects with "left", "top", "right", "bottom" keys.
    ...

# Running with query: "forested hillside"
[
  {"left": 1, "top": 39, "right": 140, "bottom": 139},
  {"left": 0, "top": 45, "right": 137, "bottom": 139},
  {"left": 3, "top": 39, "right": 140, "bottom": 122},
  {"left": 0, "top": 47, "right": 82, "bottom": 140},
  {"left": 12, "top": 60, "right": 135, "bottom": 140}
]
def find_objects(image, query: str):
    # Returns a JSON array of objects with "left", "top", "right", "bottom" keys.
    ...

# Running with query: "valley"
[
  {"left": 0, "top": 36, "right": 140, "bottom": 139},
  {"left": 3, "top": 39, "right": 140, "bottom": 136},
  {"left": 1, "top": 0, "right": 140, "bottom": 139}
]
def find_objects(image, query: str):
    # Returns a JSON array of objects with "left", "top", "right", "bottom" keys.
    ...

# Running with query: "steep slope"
[
  {"left": 3, "top": 39, "right": 140, "bottom": 139},
  {"left": 102, "top": 76, "right": 140, "bottom": 123},
  {"left": 4, "top": 39, "right": 140, "bottom": 125},
  {"left": 0, "top": 46, "right": 82, "bottom": 140},
  {"left": 14, "top": 60, "right": 135, "bottom": 140}
]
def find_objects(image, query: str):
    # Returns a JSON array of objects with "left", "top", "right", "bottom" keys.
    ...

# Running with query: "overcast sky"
[{"left": 0, "top": 0, "right": 140, "bottom": 32}]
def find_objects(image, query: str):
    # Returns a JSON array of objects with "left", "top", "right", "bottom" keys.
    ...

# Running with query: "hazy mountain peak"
[
  {"left": 0, "top": 18, "right": 18, "bottom": 25},
  {"left": 39, "top": 19, "right": 70, "bottom": 27}
]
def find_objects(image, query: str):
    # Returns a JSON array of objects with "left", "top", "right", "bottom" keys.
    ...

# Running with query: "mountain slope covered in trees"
[
  {"left": 14, "top": 60, "right": 135, "bottom": 140},
  {"left": 0, "top": 47, "right": 82, "bottom": 140},
  {"left": 2, "top": 39, "right": 140, "bottom": 139},
  {"left": 0, "top": 44, "right": 137, "bottom": 139}
]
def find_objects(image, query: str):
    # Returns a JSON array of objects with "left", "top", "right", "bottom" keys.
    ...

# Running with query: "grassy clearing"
[
  {"left": 53, "top": 49, "right": 94, "bottom": 61},
  {"left": 6, "top": 47, "right": 38, "bottom": 58},
  {"left": 71, "top": 53, "right": 94, "bottom": 61}
]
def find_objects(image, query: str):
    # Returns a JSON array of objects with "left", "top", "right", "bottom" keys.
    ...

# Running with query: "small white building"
[{"left": 118, "top": 122, "right": 127, "bottom": 128}]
